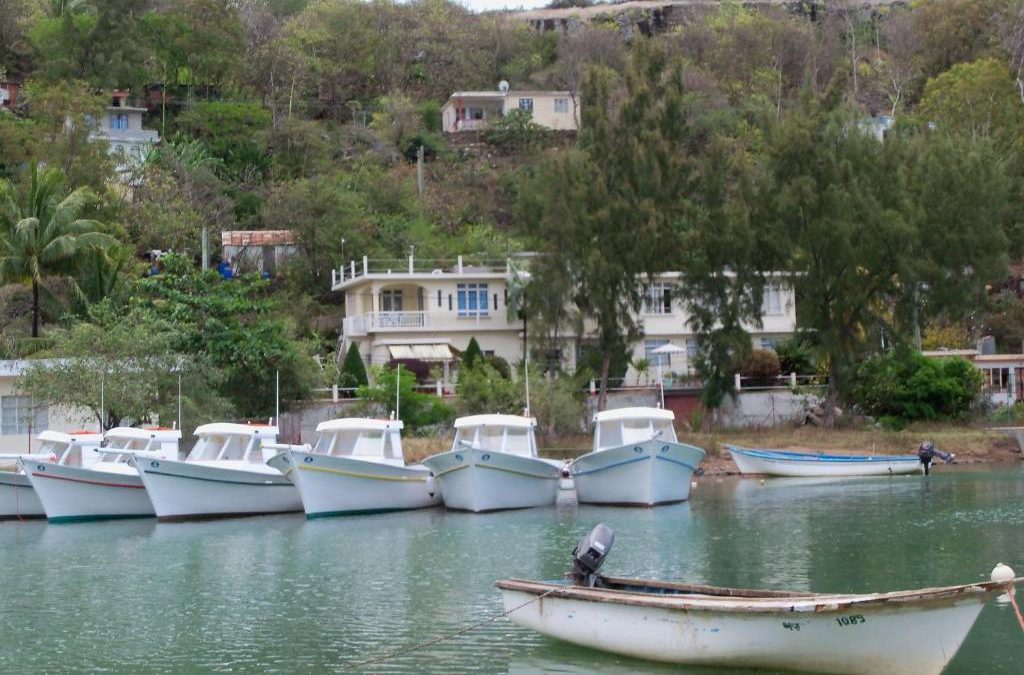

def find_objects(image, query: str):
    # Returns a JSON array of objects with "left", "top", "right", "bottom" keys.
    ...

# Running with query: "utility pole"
[{"left": 201, "top": 227, "right": 210, "bottom": 271}]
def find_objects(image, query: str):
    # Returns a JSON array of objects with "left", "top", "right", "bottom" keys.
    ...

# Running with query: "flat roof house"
[
  {"left": 442, "top": 89, "right": 579, "bottom": 133},
  {"left": 89, "top": 90, "right": 160, "bottom": 175},
  {"left": 0, "top": 361, "right": 91, "bottom": 452}
]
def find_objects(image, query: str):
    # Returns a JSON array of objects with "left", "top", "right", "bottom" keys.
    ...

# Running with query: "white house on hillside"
[
  {"left": 89, "top": 90, "right": 160, "bottom": 174},
  {"left": 0, "top": 361, "right": 89, "bottom": 452},
  {"left": 442, "top": 87, "right": 579, "bottom": 133},
  {"left": 331, "top": 255, "right": 797, "bottom": 389}
]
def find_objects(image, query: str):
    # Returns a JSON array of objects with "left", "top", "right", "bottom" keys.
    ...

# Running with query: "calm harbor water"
[{"left": 1, "top": 465, "right": 1022, "bottom": 674}]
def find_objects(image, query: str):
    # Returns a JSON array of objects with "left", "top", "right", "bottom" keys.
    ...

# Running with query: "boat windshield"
[
  {"left": 454, "top": 426, "right": 535, "bottom": 457},
  {"left": 189, "top": 434, "right": 255, "bottom": 462},
  {"left": 315, "top": 428, "right": 404, "bottom": 460},
  {"left": 596, "top": 418, "right": 677, "bottom": 450}
]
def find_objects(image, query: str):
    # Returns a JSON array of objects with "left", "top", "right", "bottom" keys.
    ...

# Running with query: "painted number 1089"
[{"left": 835, "top": 615, "right": 866, "bottom": 627}]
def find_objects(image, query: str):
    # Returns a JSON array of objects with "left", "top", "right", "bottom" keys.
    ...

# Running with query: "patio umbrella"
[{"left": 650, "top": 343, "right": 687, "bottom": 408}]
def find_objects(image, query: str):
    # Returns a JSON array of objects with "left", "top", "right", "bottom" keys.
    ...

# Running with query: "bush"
[
  {"left": 775, "top": 338, "right": 816, "bottom": 375},
  {"left": 851, "top": 349, "right": 983, "bottom": 422},
  {"left": 339, "top": 342, "right": 369, "bottom": 389},
  {"left": 401, "top": 130, "right": 446, "bottom": 162},
  {"left": 741, "top": 349, "right": 781, "bottom": 384},
  {"left": 357, "top": 365, "right": 452, "bottom": 431},
  {"left": 456, "top": 362, "right": 523, "bottom": 415},
  {"left": 483, "top": 109, "right": 548, "bottom": 154},
  {"left": 462, "top": 337, "right": 484, "bottom": 370},
  {"left": 485, "top": 354, "right": 512, "bottom": 379},
  {"left": 531, "top": 373, "right": 586, "bottom": 438},
  {"left": 419, "top": 101, "right": 443, "bottom": 133}
]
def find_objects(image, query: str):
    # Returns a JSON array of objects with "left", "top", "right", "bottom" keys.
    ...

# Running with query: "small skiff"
[
  {"left": 727, "top": 445, "right": 922, "bottom": 477},
  {"left": 1, "top": 431, "right": 102, "bottom": 519},
  {"left": 497, "top": 524, "right": 1021, "bottom": 675}
]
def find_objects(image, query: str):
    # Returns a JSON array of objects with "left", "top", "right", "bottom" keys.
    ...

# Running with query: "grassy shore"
[{"left": 403, "top": 424, "right": 1023, "bottom": 474}]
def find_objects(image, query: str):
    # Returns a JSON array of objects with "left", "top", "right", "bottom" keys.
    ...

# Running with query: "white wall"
[{"left": 0, "top": 376, "right": 92, "bottom": 452}]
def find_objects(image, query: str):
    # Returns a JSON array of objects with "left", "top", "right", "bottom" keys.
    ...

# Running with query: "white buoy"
[{"left": 992, "top": 563, "right": 1016, "bottom": 584}]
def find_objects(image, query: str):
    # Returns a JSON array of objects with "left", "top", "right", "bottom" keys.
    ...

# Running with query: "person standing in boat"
[{"left": 917, "top": 441, "right": 954, "bottom": 475}]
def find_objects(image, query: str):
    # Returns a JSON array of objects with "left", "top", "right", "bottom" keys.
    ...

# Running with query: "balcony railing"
[
  {"left": 332, "top": 254, "right": 517, "bottom": 288},
  {"left": 343, "top": 311, "right": 428, "bottom": 336}
]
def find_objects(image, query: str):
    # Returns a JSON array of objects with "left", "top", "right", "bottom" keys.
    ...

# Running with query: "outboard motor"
[{"left": 570, "top": 523, "right": 615, "bottom": 588}]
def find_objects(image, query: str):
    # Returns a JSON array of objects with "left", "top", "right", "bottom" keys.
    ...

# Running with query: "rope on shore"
[{"left": 343, "top": 587, "right": 563, "bottom": 670}]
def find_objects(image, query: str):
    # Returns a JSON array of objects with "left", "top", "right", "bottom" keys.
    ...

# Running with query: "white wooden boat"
[
  {"left": 1, "top": 431, "right": 102, "bottom": 519},
  {"left": 728, "top": 445, "right": 922, "bottom": 477},
  {"left": 421, "top": 414, "right": 560, "bottom": 512},
  {"left": 266, "top": 418, "right": 440, "bottom": 518},
  {"left": 134, "top": 423, "right": 302, "bottom": 521},
  {"left": 25, "top": 427, "right": 180, "bottom": 522},
  {"left": 571, "top": 407, "right": 705, "bottom": 505},
  {"left": 497, "top": 525, "right": 1022, "bottom": 675}
]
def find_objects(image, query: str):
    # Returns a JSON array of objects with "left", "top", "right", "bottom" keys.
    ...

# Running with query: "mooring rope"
[{"left": 343, "top": 587, "right": 564, "bottom": 670}]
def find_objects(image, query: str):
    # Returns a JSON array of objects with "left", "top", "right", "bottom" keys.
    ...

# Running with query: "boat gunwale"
[
  {"left": 726, "top": 445, "right": 920, "bottom": 464},
  {"left": 495, "top": 575, "right": 1021, "bottom": 613}
]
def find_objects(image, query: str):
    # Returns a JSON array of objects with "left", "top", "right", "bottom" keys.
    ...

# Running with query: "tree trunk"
[
  {"left": 597, "top": 351, "right": 611, "bottom": 412},
  {"left": 31, "top": 278, "right": 40, "bottom": 338},
  {"left": 823, "top": 357, "right": 840, "bottom": 429}
]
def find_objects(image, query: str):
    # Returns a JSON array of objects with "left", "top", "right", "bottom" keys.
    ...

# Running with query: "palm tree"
[{"left": 0, "top": 165, "right": 117, "bottom": 337}]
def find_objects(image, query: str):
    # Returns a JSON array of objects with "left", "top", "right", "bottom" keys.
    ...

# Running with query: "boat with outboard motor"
[
  {"left": 24, "top": 427, "right": 180, "bottom": 522},
  {"left": 134, "top": 422, "right": 302, "bottom": 521},
  {"left": 497, "top": 524, "right": 1022, "bottom": 675},
  {"left": 266, "top": 417, "right": 440, "bottom": 517},
  {"left": 727, "top": 445, "right": 922, "bottom": 477},
  {"left": 421, "top": 414, "right": 561, "bottom": 512},
  {"left": 570, "top": 407, "right": 705, "bottom": 505},
  {"left": 1, "top": 431, "right": 102, "bottom": 519}
]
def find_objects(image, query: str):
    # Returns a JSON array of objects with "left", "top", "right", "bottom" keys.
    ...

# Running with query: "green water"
[{"left": 1, "top": 466, "right": 1022, "bottom": 674}]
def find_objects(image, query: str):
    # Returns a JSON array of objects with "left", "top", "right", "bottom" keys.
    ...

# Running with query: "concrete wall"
[
  {"left": 716, "top": 389, "right": 821, "bottom": 429},
  {"left": 0, "top": 376, "right": 92, "bottom": 452}
]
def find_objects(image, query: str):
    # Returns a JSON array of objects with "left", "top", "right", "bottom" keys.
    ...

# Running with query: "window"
[
  {"left": 760, "top": 337, "right": 778, "bottom": 351},
  {"left": 987, "top": 368, "right": 1011, "bottom": 391},
  {"left": 554, "top": 98, "right": 569, "bottom": 114},
  {"left": 380, "top": 289, "right": 404, "bottom": 312},
  {"left": 457, "top": 283, "right": 489, "bottom": 317},
  {"left": 645, "top": 339, "right": 669, "bottom": 367},
  {"left": 643, "top": 283, "right": 673, "bottom": 314},
  {"left": 110, "top": 113, "right": 128, "bottom": 130},
  {"left": 518, "top": 98, "right": 534, "bottom": 114},
  {"left": 762, "top": 282, "right": 784, "bottom": 315},
  {"left": 686, "top": 338, "right": 699, "bottom": 360},
  {"left": 0, "top": 396, "right": 47, "bottom": 435}
]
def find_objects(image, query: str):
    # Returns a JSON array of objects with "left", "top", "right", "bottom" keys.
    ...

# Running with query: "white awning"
[{"left": 388, "top": 344, "right": 454, "bottom": 361}]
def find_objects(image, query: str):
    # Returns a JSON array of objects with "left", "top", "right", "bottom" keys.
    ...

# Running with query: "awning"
[{"left": 388, "top": 344, "right": 454, "bottom": 361}]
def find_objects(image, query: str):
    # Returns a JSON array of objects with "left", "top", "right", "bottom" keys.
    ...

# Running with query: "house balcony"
[{"left": 343, "top": 311, "right": 429, "bottom": 336}]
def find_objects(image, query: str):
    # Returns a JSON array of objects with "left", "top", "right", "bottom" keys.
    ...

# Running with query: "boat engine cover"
[{"left": 571, "top": 523, "right": 614, "bottom": 587}]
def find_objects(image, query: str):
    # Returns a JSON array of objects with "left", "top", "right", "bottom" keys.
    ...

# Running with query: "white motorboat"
[
  {"left": 422, "top": 414, "right": 561, "bottom": 512},
  {"left": 571, "top": 407, "right": 705, "bottom": 506},
  {"left": 24, "top": 427, "right": 180, "bottom": 522},
  {"left": 1, "top": 431, "right": 102, "bottom": 519},
  {"left": 727, "top": 445, "right": 923, "bottom": 477},
  {"left": 134, "top": 422, "right": 301, "bottom": 521},
  {"left": 497, "top": 524, "right": 1022, "bottom": 675},
  {"left": 266, "top": 418, "right": 440, "bottom": 518}
]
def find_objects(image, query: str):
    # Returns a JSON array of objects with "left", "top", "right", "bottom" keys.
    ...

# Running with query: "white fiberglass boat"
[
  {"left": 422, "top": 414, "right": 561, "bottom": 513},
  {"left": 135, "top": 423, "right": 301, "bottom": 521},
  {"left": 1, "top": 431, "right": 102, "bottom": 519},
  {"left": 498, "top": 524, "right": 1022, "bottom": 675},
  {"left": 727, "top": 445, "right": 923, "bottom": 477},
  {"left": 571, "top": 407, "right": 705, "bottom": 506},
  {"left": 267, "top": 418, "right": 440, "bottom": 518},
  {"left": 25, "top": 427, "right": 180, "bottom": 522}
]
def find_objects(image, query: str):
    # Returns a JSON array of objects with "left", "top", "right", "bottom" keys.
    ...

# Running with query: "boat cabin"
[
  {"left": 98, "top": 427, "right": 182, "bottom": 464},
  {"left": 593, "top": 408, "right": 677, "bottom": 451},
  {"left": 452, "top": 414, "right": 538, "bottom": 457},
  {"left": 186, "top": 423, "right": 279, "bottom": 464},
  {"left": 311, "top": 418, "right": 405, "bottom": 463},
  {"left": 0, "top": 430, "right": 102, "bottom": 471}
]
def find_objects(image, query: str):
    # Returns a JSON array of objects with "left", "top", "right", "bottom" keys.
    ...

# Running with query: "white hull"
[
  {"left": 729, "top": 446, "right": 922, "bottom": 477},
  {"left": 571, "top": 440, "right": 705, "bottom": 506},
  {"left": 268, "top": 450, "right": 441, "bottom": 517},
  {"left": 422, "top": 449, "right": 560, "bottom": 512},
  {"left": 0, "top": 471, "right": 44, "bottom": 518},
  {"left": 22, "top": 461, "right": 153, "bottom": 522},
  {"left": 498, "top": 579, "right": 1004, "bottom": 675},
  {"left": 135, "top": 457, "right": 302, "bottom": 521}
]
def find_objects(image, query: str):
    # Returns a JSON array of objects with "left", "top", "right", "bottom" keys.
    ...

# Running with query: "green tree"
[
  {"left": 16, "top": 303, "right": 232, "bottom": 430},
  {"left": 357, "top": 364, "right": 452, "bottom": 431},
  {"left": 339, "top": 342, "right": 369, "bottom": 389},
  {"left": 456, "top": 361, "right": 523, "bottom": 416},
  {"left": 462, "top": 337, "right": 484, "bottom": 371},
  {"left": 0, "top": 164, "right": 117, "bottom": 336}
]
